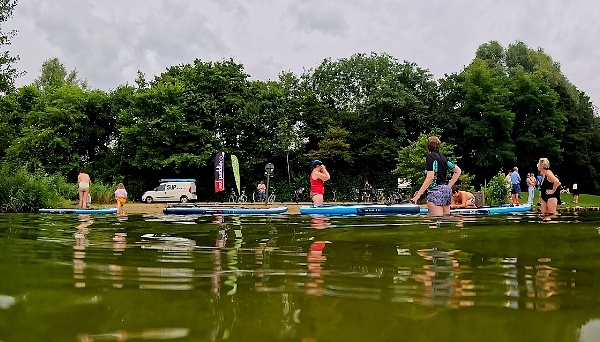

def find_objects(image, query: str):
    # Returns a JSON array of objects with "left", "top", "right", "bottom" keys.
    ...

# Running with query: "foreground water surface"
[{"left": 1, "top": 212, "right": 600, "bottom": 341}]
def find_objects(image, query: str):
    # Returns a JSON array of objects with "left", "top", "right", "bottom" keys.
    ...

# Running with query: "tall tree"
[
  {"left": 0, "top": 0, "right": 21, "bottom": 93},
  {"left": 33, "top": 57, "right": 88, "bottom": 90}
]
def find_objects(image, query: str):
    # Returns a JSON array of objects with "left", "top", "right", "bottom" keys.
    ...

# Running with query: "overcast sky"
[{"left": 8, "top": 0, "right": 600, "bottom": 106}]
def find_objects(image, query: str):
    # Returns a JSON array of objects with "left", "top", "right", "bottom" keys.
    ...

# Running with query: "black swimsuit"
[{"left": 540, "top": 176, "right": 561, "bottom": 202}]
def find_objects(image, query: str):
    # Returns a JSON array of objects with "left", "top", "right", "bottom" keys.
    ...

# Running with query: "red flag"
[{"left": 214, "top": 151, "right": 225, "bottom": 192}]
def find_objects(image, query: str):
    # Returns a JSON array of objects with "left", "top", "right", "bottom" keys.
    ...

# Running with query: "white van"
[{"left": 142, "top": 179, "right": 197, "bottom": 203}]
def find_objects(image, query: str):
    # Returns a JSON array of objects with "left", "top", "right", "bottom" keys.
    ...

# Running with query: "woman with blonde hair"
[{"left": 538, "top": 158, "right": 561, "bottom": 215}]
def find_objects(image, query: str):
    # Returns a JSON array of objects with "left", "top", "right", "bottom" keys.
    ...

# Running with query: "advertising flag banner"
[
  {"left": 214, "top": 151, "right": 225, "bottom": 192},
  {"left": 231, "top": 154, "right": 241, "bottom": 196}
]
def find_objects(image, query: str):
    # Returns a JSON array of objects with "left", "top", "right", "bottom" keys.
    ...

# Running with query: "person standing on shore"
[
  {"left": 310, "top": 160, "right": 330, "bottom": 207},
  {"left": 77, "top": 169, "right": 91, "bottom": 209},
  {"left": 257, "top": 181, "right": 266, "bottom": 202},
  {"left": 526, "top": 173, "right": 537, "bottom": 204},
  {"left": 572, "top": 183, "right": 579, "bottom": 203},
  {"left": 114, "top": 183, "right": 127, "bottom": 215},
  {"left": 511, "top": 167, "right": 521, "bottom": 205}
]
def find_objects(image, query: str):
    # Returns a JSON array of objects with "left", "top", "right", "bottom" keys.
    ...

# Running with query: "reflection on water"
[
  {"left": 78, "top": 327, "right": 189, "bottom": 341},
  {"left": 73, "top": 214, "right": 93, "bottom": 288},
  {"left": 1, "top": 212, "right": 600, "bottom": 341}
]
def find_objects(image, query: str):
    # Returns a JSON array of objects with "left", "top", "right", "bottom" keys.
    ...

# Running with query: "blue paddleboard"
[
  {"left": 300, "top": 203, "right": 420, "bottom": 215},
  {"left": 163, "top": 206, "right": 289, "bottom": 215},
  {"left": 419, "top": 203, "right": 532, "bottom": 215},
  {"left": 39, "top": 207, "right": 118, "bottom": 214}
]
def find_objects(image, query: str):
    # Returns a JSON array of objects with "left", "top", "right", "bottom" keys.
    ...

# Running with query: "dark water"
[{"left": 1, "top": 212, "right": 600, "bottom": 342}]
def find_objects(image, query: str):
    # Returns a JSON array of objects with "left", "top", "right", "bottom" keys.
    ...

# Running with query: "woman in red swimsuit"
[{"left": 310, "top": 160, "right": 330, "bottom": 206}]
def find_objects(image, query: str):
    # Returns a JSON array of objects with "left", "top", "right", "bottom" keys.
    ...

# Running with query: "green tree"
[
  {"left": 0, "top": 0, "right": 21, "bottom": 93},
  {"left": 4, "top": 85, "right": 88, "bottom": 175},
  {"left": 509, "top": 71, "right": 563, "bottom": 170},
  {"left": 394, "top": 132, "right": 473, "bottom": 195},
  {"left": 438, "top": 59, "right": 515, "bottom": 183},
  {"left": 33, "top": 57, "right": 88, "bottom": 90}
]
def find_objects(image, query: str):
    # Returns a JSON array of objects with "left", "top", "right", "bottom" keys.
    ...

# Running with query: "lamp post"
[{"left": 265, "top": 163, "right": 274, "bottom": 204}]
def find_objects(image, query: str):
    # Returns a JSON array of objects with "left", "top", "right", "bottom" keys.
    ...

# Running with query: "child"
[{"left": 114, "top": 183, "right": 127, "bottom": 215}]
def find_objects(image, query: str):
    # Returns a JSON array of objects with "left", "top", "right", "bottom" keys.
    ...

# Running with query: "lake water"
[{"left": 1, "top": 212, "right": 600, "bottom": 341}]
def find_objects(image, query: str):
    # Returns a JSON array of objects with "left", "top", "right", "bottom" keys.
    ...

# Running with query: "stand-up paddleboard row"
[
  {"left": 299, "top": 203, "right": 421, "bottom": 215},
  {"left": 39, "top": 207, "right": 118, "bottom": 214},
  {"left": 162, "top": 206, "right": 289, "bottom": 215},
  {"left": 300, "top": 203, "right": 532, "bottom": 215},
  {"left": 37, "top": 203, "right": 532, "bottom": 215},
  {"left": 418, "top": 203, "right": 532, "bottom": 215}
]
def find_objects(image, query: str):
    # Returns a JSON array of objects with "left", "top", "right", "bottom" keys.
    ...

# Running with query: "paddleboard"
[
  {"left": 300, "top": 203, "right": 420, "bottom": 215},
  {"left": 163, "top": 206, "right": 289, "bottom": 215},
  {"left": 419, "top": 203, "right": 532, "bottom": 215},
  {"left": 39, "top": 207, "right": 117, "bottom": 214}
]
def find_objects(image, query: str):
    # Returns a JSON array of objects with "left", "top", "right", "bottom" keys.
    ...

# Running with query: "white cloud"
[{"left": 6, "top": 0, "right": 600, "bottom": 106}]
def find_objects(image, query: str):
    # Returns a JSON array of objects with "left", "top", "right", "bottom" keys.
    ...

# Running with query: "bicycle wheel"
[
  {"left": 239, "top": 194, "right": 247, "bottom": 203},
  {"left": 229, "top": 195, "right": 237, "bottom": 203},
  {"left": 268, "top": 194, "right": 276, "bottom": 203}
]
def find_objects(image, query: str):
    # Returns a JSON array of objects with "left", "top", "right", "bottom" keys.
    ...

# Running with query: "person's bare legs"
[
  {"left": 312, "top": 194, "right": 324, "bottom": 207},
  {"left": 78, "top": 189, "right": 85, "bottom": 208},
  {"left": 427, "top": 202, "right": 444, "bottom": 216},
  {"left": 545, "top": 198, "right": 558, "bottom": 215}
]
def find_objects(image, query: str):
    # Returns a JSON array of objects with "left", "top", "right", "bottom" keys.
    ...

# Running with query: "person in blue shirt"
[
  {"left": 412, "top": 136, "right": 461, "bottom": 215},
  {"left": 510, "top": 167, "right": 521, "bottom": 205}
]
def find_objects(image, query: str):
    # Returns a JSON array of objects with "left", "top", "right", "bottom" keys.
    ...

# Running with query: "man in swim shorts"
[{"left": 450, "top": 185, "right": 477, "bottom": 209}]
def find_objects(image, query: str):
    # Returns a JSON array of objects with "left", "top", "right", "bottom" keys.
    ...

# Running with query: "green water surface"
[{"left": 1, "top": 212, "right": 600, "bottom": 341}]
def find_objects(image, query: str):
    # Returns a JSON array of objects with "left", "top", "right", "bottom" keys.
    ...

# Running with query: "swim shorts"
[
  {"left": 511, "top": 183, "right": 521, "bottom": 194},
  {"left": 427, "top": 185, "right": 452, "bottom": 206},
  {"left": 116, "top": 197, "right": 126, "bottom": 205},
  {"left": 79, "top": 182, "right": 90, "bottom": 190}
]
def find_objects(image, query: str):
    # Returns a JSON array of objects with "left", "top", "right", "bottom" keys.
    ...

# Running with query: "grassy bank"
[{"left": 518, "top": 192, "right": 599, "bottom": 208}]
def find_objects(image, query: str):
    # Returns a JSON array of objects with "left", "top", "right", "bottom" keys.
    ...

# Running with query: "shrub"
[
  {"left": 0, "top": 164, "right": 65, "bottom": 212},
  {"left": 482, "top": 171, "right": 510, "bottom": 206}
]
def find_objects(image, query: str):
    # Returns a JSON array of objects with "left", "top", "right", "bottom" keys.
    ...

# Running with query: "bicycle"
[
  {"left": 238, "top": 189, "right": 248, "bottom": 203},
  {"left": 373, "top": 188, "right": 385, "bottom": 203},
  {"left": 293, "top": 187, "right": 305, "bottom": 203},
  {"left": 267, "top": 188, "right": 277, "bottom": 203},
  {"left": 352, "top": 188, "right": 360, "bottom": 202},
  {"left": 229, "top": 190, "right": 238, "bottom": 203}
]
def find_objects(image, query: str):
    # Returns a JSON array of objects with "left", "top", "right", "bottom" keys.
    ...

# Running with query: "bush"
[
  {"left": 482, "top": 171, "right": 510, "bottom": 206},
  {"left": 0, "top": 164, "right": 66, "bottom": 212},
  {"left": 89, "top": 181, "right": 115, "bottom": 205}
]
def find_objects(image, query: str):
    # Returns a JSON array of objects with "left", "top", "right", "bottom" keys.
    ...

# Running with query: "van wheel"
[
  {"left": 180, "top": 196, "right": 188, "bottom": 203},
  {"left": 145, "top": 197, "right": 154, "bottom": 203}
]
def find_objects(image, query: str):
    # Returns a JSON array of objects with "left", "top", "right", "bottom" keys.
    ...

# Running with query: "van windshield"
[{"left": 155, "top": 185, "right": 165, "bottom": 191}]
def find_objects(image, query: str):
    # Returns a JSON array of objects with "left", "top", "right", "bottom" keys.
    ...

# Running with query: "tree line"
[{"left": 1, "top": 40, "right": 599, "bottom": 202}]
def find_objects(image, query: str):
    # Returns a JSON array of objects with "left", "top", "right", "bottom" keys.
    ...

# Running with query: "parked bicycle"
[
  {"left": 372, "top": 188, "right": 385, "bottom": 202},
  {"left": 352, "top": 188, "right": 360, "bottom": 202},
  {"left": 267, "top": 188, "right": 277, "bottom": 203},
  {"left": 238, "top": 189, "right": 248, "bottom": 203},
  {"left": 293, "top": 187, "right": 305, "bottom": 203},
  {"left": 229, "top": 189, "right": 238, "bottom": 203}
]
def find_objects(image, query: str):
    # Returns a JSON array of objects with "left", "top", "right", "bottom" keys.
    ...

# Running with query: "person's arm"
[
  {"left": 448, "top": 164, "right": 461, "bottom": 188},
  {"left": 456, "top": 192, "right": 469, "bottom": 208},
  {"left": 313, "top": 165, "right": 330, "bottom": 181},
  {"left": 546, "top": 172, "right": 561, "bottom": 194},
  {"left": 412, "top": 171, "right": 435, "bottom": 203}
]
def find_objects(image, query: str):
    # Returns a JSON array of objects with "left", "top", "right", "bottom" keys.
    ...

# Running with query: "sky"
[{"left": 7, "top": 0, "right": 600, "bottom": 106}]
